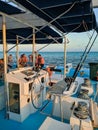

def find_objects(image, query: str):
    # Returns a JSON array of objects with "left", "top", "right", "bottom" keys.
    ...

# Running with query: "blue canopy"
[
  {"left": 14, "top": 0, "right": 97, "bottom": 32},
  {"left": 0, "top": 1, "right": 62, "bottom": 44},
  {"left": 0, "top": 0, "right": 24, "bottom": 15},
  {"left": 0, "top": 0, "right": 97, "bottom": 45},
  {"left": 0, "top": 26, "right": 62, "bottom": 44}
]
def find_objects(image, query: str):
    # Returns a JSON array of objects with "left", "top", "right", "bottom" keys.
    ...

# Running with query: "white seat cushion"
[{"left": 39, "top": 117, "right": 71, "bottom": 130}]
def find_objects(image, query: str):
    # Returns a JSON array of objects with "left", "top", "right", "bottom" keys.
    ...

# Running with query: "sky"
[{"left": 0, "top": 8, "right": 98, "bottom": 52}]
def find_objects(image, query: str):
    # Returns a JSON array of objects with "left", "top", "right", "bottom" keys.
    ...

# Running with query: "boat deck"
[
  {"left": 0, "top": 67, "right": 98, "bottom": 130},
  {"left": 0, "top": 100, "right": 98, "bottom": 130},
  {"left": 0, "top": 109, "right": 46, "bottom": 130}
]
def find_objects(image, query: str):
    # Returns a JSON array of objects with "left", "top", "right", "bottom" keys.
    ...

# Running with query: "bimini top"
[
  {"left": 0, "top": 1, "right": 62, "bottom": 44},
  {"left": 0, "top": 0, "right": 24, "bottom": 15},
  {"left": 14, "top": 0, "right": 97, "bottom": 33},
  {"left": 0, "top": 26, "right": 62, "bottom": 44}
]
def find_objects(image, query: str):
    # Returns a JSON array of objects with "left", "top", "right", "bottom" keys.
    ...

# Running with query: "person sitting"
[
  {"left": 0, "top": 58, "right": 11, "bottom": 74},
  {"left": 0, "top": 58, "right": 4, "bottom": 78},
  {"left": 37, "top": 54, "right": 45, "bottom": 69},
  {"left": 8, "top": 54, "right": 13, "bottom": 68},
  {"left": 19, "top": 54, "right": 28, "bottom": 67}
]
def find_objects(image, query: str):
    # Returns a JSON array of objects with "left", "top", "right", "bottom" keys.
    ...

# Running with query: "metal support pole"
[
  {"left": 60, "top": 95, "right": 63, "bottom": 122},
  {"left": 33, "top": 28, "right": 35, "bottom": 68},
  {"left": 2, "top": 15, "right": 8, "bottom": 118},
  {"left": 16, "top": 35, "right": 19, "bottom": 69},
  {"left": 64, "top": 36, "right": 66, "bottom": 78},
  {"left": 51, "top": 95, "right": 56, "bottom": 116}
]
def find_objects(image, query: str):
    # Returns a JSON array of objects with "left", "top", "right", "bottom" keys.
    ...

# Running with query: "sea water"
[{"left": 0, "top": 51, "right": 98, "bottom": 68}]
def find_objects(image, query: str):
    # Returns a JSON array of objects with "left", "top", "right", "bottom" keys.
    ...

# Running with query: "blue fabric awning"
[
  {"left": 14, "top": 0, "right": 97, "bottom": 32},
  {"left": 0, "top": 1, "right": 62, "bottom": 44},
  {"left": 0, "top": 26, "right": 62, "bottom": 44},
  {"left": 0, "top": 1, "right": 24, "bottom": 15}
]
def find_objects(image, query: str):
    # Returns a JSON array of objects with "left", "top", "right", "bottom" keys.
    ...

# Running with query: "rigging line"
[
  {"left": 17, "top": 35, "right": 62, "bottom": 41},
  {"left": 0, "top": 37, "right": 62, "bottom": 41},
  {"left": 81, "top": 2, "right": 91, "bottom": 39},
  {"left": 7, "top": 0, "right": 75, "bottom": 52},
  {"left": 37, "top": 43, "right": 52, "bottom": 52},
  {"left": 6, "top": 1, "right": 79, "bottom": 52},
  {"left": 73, "top": 35, "right": 93, "bottom": 77},
  {"left": 73, "top": 32, "right": 98, "bottom": 80},
  {"left": 83, "top": 21, "right": 89, "bottom": 31},
  {"left": 45, "top": 22, "right": 82, "bottom": 40},
  {"left": 6, "top": 34, "right": 62, "bottom": 41},
  {"left": 76, "top": 33, "right": 98, "bottom": 75},
  {"left": 0, "top": 13, "right": 60, "bottom": 52},
  {"left": 37, "top": 39, "right": 60, "bottom": 52},
  {"left": 13, "top": 0, "right": 76, "bottom": 43},
  {"left": 77, "top": 29, "right": 95, "bottom": 64},
  {"left": 65, "top": 22, "right": 82, "bottom": 35},
  {"left": 72, "top": 28, "right": 96, "bottom": 79},
  {"left": 83, "top": 20, "right": 91, "bottom": 39},
  {"left": 38, "top": 23, "right": 83, "bottom": 51},
  {"left": 7, "top": 32, "right": 60, "bottom": 52},
  {"left": 7, "top": 30, "right": 60, "bottom": 52},
  {"left": 0, "top": 11, "right": 56, "bottom": 52},
  {"left": 54, "top": 22, "right": 82, "bottom": 39},
  {"left": 28, "top": 23, "right": 82, "bottom": 52},
  {"left": 83, "top": 20, "right": 88, "bottom": 32},
  {"left": 7, "top": 20, "right": 82, "bottom": 53},
  {"left": 80, "top": 29, "right": 95, "bottom": 62},
  {"left": 26, "top": 0, "right": 77, "bottom": 34},
  {"left": 10, "top": 22, "right": 85, "bottom": 55},
  {"left": 8, "top": 21, "right": 82, "bottom": 54}
]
